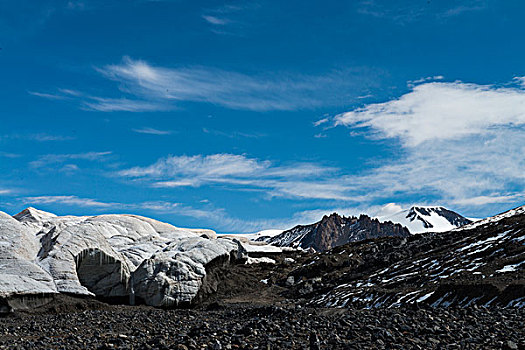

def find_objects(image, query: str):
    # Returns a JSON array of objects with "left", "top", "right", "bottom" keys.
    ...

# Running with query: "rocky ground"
[{"left": 0, "top": 296, "right": 523, "bottom": 350}]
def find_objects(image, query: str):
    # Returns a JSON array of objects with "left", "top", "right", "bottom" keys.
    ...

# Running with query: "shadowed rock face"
[
  {"left": 267, "top": 213, "right": 410, "bottom": 251},
  {"left": 0, "top": 208, "right": 241, "bottom": 309}
]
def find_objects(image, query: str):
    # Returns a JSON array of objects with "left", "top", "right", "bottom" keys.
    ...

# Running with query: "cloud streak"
[
  {"left": 118, "top": 153, "right": 350, "bottom": 200},
  {"left": 202, "top": 15, "right": 229, "bottom": 25},
  {"left": 16, "top": 195, "right": 304, "bottom": 232},
  {"left": 92, "top": 57, "right": 361, "bottom": 111},
  {"left": 334, "top": 77, "right": 525, "bottom": 211},
  {"left": 335, "top": 80, "right": 525, "bottom": 147},
  {"left": 132, "top": 127, "right": 173, "bottom": 135},
  {"left": 357, "top": 0, "right": 489, "bottom": 23},
  {"left": 24, "top": 195, "right": 113, "bottom": 207},
  {"left": 30, "top": 151, "right": 112, "bottom": 168},
  {"left": 1, "top": 133, "right": 75, "bottom": 142},
  {"left": 32, "top": 57, "right": 377, "bottom": 112}
]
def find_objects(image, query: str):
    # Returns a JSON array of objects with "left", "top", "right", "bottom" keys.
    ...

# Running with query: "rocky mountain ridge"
[
  {"left": 265, "top": 213, "right": 410, "bottom": 251},
  {"left": 280, "top": 204, "right": 525, "bottom": 308}
]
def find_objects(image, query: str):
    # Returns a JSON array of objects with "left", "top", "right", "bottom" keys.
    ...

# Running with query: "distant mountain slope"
[
  {"left": 266, "top": 213, "right": 410, "bottom": 251},
  {"left": 378, "top": 205, "right": 472, "bottom": 233},
  {"left": 283, "top": 204, "right": 525, "bottom": 308},
  {"left": 219, "top": 229, "right": 284, "bottom": 242}
]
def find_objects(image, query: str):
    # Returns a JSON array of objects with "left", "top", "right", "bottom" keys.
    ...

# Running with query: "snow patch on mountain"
[
  {"left": 456, "top": 204, "right": 525, "bottom": 231},
  {"left": 218, "top": 229, "right": 284, "bottom": 242},
  {"left": 217, "top": 229, "right": 285, "bottom": 254},
  {"left": 377, "top": 205, "right": 472, "bottom": 234}
]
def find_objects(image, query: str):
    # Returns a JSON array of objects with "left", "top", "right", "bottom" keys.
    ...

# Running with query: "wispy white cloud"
[
  {"left": 24, "top": 195, "right": 113, "bottom": 207},
  {"left": 441, "top": 1, "right": 487, "bottom": 18},
  {"left": 30, "top": 57, "right": 376, "bottom": 112},
  {"left": 0, "top": 189, "right": 12, "bottom": 195},
  {"left": 202, "top": 15, "right": 229, "bottom": 25},
  {"left": 59, "top": 164, "right": 80, "bottom": 174},
  {"left": 30, "top": 151, "right": 112, "bottom": 168},
  {"left": 83, "top": 97, "right": 173, "bottom": 112},
  {"left": 407, "top": 75, "right": 444, "bottom": 87},
  {"left": 357, "top": 0, "right": 489, "bottom": 23},
  {"left": 132, "top": 127, "right": 173, "bottom": 135},
  {"left": 58, "top": 88, "right": 82, "bottom": 96},
  {"left": 66, "top": 1, "right": 85, "bottom": 11},
  {"left": 120, "top": 154, "right": 268, "bottom": 179},
  {"left": 14, "top": 195, "right": 300, "bottom": 232},
  {"left": 313, "top": 118, "right": 329, "bottom": 127},
  {"left": 0, "top": 152, "right": 22, "bottom": 158},
  {"left": 1, "top": 133, "right": 75, "bottom": 142},
  {"left": 356, "top": 0, "right": 426, "bottom": 24},
  {"left": 335, "top": 81, "right": 525, "bottom": 147},
  {"left": 334, "top": 76, "right": 525, "bottom": 210},
  {"left": 28, "top": 91, "right": 68, "bottom": 100},
  {"left": 29, "top": 134, "right": 75, "bottom": 141},
  {"left": 136, "top": 200, "right": 360, "bottom": 232},
  {"left": 29, "top": 88, "right": 82, "bottom": 100},
  {"left": 89, "top": 56, "right": 367, "bottom": 111},
  {"left": 31, "top": 57, "right": 378, "bottom": 112},
  {"left": 118, "top": 153, "right": 350, "bottom": 200},
  {"left": 202, "top": 128, "right": 264, "bottom": 139},
  {"left": 452, "top": 194, "right": 525, "bottom": 206},
  {"left": 373, "top": 203, "right": 403, "bottom": 218},
  {"left": 200, "top": 2, "right": 260, "bottom": 36}
]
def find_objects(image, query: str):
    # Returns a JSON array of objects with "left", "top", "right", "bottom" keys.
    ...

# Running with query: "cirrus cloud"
[
  {"left": 32, "top": 57, "right": 379, "bottom": 112},
  {"left": 118, "top": 153, "right": 350, "bottom": 200}
]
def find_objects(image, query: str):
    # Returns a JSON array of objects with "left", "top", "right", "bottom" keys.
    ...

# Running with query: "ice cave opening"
[{"left": 74, "top": 248, "right": 130, "bottom": 303}]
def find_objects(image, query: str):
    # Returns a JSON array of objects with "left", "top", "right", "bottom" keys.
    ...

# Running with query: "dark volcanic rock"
[{"left": 266, "top": 213, "right": 410, "bottom": 251}]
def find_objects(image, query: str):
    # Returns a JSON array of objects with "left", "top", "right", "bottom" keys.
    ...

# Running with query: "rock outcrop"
[
  {"left": 267, "top": 213, "right": 410, "bottom": 251},
  {"left": 0, "top": 208, "right": 241, "bottom": 310}
]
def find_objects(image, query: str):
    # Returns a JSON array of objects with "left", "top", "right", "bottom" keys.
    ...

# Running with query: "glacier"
[{"left": 0, "top": 207, "right": 243, "bottom": 310}]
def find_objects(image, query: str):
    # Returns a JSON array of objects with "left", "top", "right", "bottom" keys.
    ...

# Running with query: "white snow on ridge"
[
  {"left": 217, "top": 229, "right": 285, "bottom": 254},
  {"left": 218, "top": 229, "right": 284, "bottom": 241},
  {"left": 377, "top": 205, "right": 464, "bottom": 234},
  {"left": 241, "top": 243, "right": 283, "bottom": 254},
  {"left": 456, "top": 204, "right": 525, "bottom": 231}
]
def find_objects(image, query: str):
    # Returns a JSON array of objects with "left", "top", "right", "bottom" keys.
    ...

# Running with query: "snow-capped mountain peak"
[
  {"left": 378, "top": 205, "right": 472, "bottom": 234},
  {"left": 13, "top": 207, "right": 57, "bottom": 223}
]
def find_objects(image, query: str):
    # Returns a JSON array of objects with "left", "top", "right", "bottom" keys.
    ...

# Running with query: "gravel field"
[{"left": 1, "top": 298, "right": 523, "bottom": 350}]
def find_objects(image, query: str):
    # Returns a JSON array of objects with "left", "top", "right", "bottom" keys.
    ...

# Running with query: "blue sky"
[{"left": 1, "top": 0, "right": 524, "bottom": 232}]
